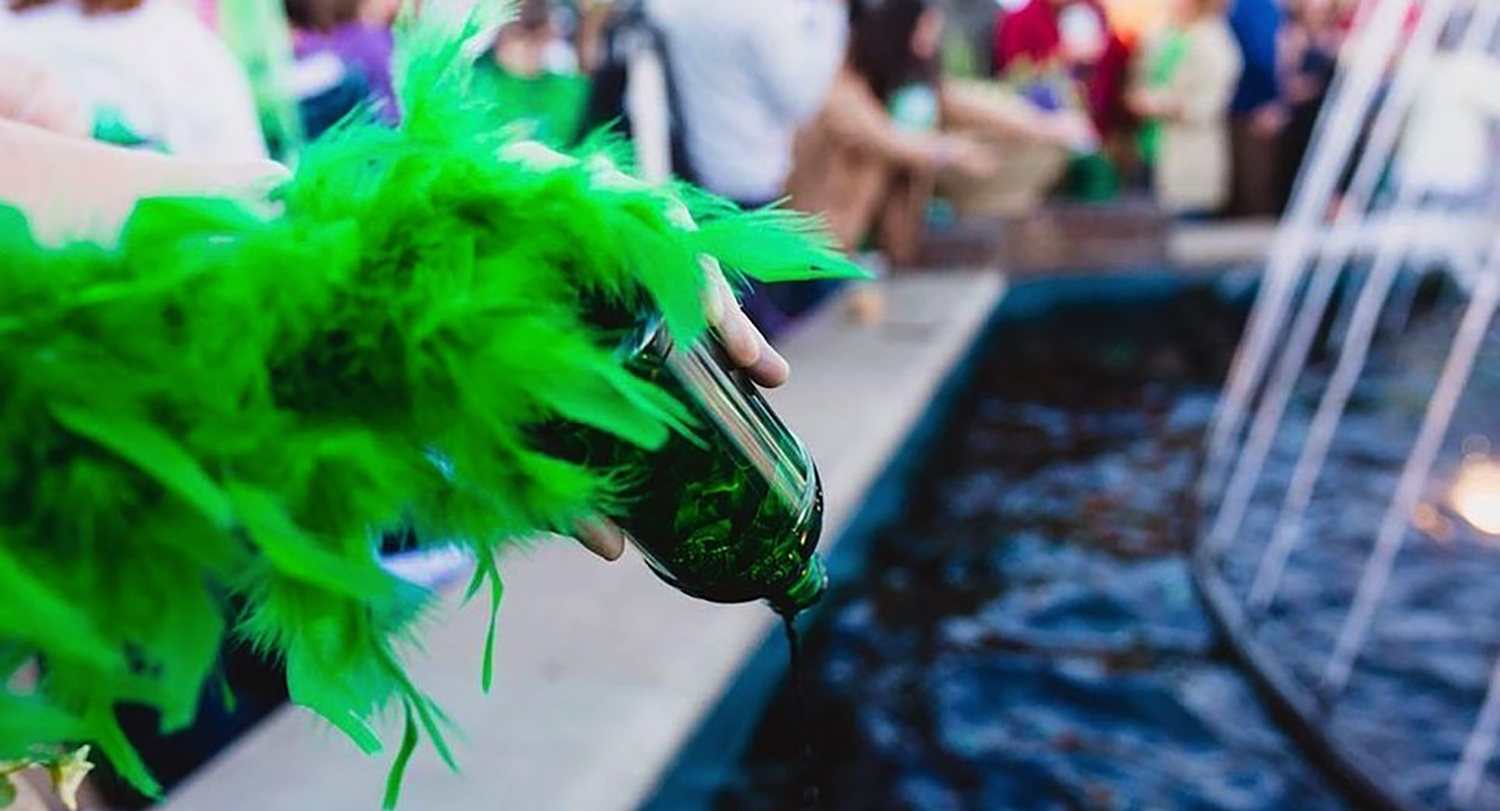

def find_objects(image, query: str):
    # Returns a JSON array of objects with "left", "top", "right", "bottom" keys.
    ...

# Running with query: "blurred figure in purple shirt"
[{"left": 285, "top": 0, "right": 400, "bottom": 131}]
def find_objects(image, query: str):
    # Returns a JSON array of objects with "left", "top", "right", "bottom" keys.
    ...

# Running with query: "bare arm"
[
  {"left": 0, "top": 119, "right": 285, "bottom": 244},
  {"left": 819, "top": 74, "right": 943, "bottom": 169},
  {"left": 940, "top": 79, "right": 1088, "bottom": 146}
]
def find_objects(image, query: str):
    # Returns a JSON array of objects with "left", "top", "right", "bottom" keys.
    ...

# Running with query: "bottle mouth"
[{"left": 772, "top": 555, "right": 828, "bottom": 616}]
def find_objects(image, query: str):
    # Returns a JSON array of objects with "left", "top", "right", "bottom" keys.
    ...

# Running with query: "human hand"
[
  {"left": 496, "top": 143, "right": 792, "bottom": 560},
  {"left": 1285, "top": 74, "right": 1322, "bottom": 106},
  {"left": 702, "top": 256, "right": 790, "bottom": 387},
  {"left": 498, "top": 142, "right": 790, "bottom": 390},
  {"left": 1249, "top": 103, "right": 1289, "bottom": 138},
  {"left": 572, "top": 255, "right": 789, "bottom": 562},
  {"left": 0, "top": 55, "right": 91, "bottom": 137},
  {"left": 1045, "top": 110, "right": 1098, "bottom": 152},
  {"left": 1126, "top": 88, "right": 1176, "bottom": 120}
]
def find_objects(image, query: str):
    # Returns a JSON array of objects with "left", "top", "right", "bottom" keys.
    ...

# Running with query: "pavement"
[
  {"left": 161, "top": 270, "right": 1006, "bottom": 811},
  {"left": 1170, "top": 217, "right": 1278, "bottom": 270}
]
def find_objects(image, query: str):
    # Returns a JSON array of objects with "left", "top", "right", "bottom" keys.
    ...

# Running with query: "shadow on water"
[{"left": 709, "top": 274, "right": 1352, "bottom": 811}]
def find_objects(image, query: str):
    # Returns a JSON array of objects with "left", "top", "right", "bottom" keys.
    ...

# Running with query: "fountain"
[{"left": 1196, "top": 1, "right": 1500, "bottom": 808}]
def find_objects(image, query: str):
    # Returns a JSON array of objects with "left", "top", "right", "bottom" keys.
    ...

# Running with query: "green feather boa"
[{"left": 0, "top": 10, "right": 856, "bottom": 805}]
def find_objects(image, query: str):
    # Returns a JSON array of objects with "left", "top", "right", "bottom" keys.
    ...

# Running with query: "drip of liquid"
[{"left": 781, "top": 612, "right": 821, "bottom": 810}]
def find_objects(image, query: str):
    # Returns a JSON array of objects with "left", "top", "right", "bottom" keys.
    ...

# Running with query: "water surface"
[{"left": 718, "top": 278, "right": 1349, "bottom": 811}]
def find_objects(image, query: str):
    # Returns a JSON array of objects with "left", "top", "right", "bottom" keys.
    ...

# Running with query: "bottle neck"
[{"left": 771, "top": 555, "right": 828, "bottom": 616}]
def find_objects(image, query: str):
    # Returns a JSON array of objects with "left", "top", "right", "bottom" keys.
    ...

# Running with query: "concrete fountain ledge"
[{"left": 163, "top": 270, "right": 1006, "bottom": 811}]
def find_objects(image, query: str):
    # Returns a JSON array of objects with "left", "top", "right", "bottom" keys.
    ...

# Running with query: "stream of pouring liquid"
[{"left": 781, "top": 612, "right": 821, "bottom": 810}]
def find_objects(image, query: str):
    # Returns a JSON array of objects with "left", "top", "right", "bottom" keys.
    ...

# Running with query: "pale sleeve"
[
  {"left": 168, "top": 14, "right": 270, "bottom": 161},
  {"left": 744, "top": 0, "right": 848, "bottom": 127},
  {"left": 1465, "top": 57, "right": 1500, "bottom": 115}
]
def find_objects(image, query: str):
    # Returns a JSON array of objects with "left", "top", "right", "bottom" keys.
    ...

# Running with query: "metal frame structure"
[{"left": 1194, "top": 0, "right": 1500, "bottom": 808}]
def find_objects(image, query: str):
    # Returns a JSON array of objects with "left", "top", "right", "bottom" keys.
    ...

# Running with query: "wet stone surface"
[{"left": 716, "top": 278, "right": 1347, "bottom": 811}]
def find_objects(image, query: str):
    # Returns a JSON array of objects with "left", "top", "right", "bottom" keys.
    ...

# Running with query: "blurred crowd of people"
[
  {"left": 991, "top": 0, "right": 1355, "bottom": 218},
  {"left": 0, "top": 0, "right": 1359, "bottom": 329}
]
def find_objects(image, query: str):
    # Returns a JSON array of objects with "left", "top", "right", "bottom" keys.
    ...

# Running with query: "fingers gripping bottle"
[{"left": 567, "top": 318, "right": 828, "bottom": 615}]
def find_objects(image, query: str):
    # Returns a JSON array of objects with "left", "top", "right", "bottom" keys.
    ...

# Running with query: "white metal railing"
[{"left": 1194, "top": 1, "right": 1500, "bottom": 808}]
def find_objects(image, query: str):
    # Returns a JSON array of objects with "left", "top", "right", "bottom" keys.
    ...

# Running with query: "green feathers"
[{"left": 0, "top": 9, "right": 860, "bottom": 807}]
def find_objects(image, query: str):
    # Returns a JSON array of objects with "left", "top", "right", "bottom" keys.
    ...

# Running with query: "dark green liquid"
[
  {"left": 783, "top": 612, "right": 821, "bottom": 810},
  {"left": 589, "top": 329, "right": 825, "bottom": 608}
]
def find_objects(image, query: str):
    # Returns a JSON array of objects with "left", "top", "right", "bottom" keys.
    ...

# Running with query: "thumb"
[{"left": 573, "top": 516, "right": 627, "bottom": 561}]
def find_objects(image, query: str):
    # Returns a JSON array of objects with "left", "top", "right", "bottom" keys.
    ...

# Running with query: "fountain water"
[{"left": 1196, "top": 1, "right": 1500, "bottom": 808}]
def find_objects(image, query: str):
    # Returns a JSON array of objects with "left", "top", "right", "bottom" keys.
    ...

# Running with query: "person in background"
[
  {"left": 1100, "top": 0, "right": 1160, "bottom": 44},
  {"left": 285, "top": 0, "right": 401, "bottom": 136},
  {"left": 650, "top": 0, "right": 846, "bottom": 208},
  {"left": 0, "top": 0, "right": 267, "bottom": 159},
  {"left": 650, "top": 0, "right": 849, "bottom": 335},
  {"left": 475, "top": 0, "right": 589, "bottom": 147},
  {"left": 992, "top": 0, "right": 1129, "bottom": 135},
  {"left": 1277, "top": 0, "right": 1340, "bottom": 208},
  {"left": 994, "top": 0, "right": 1094, "bottom": 71},
  {"left": 574, "top": 0, "right": 614, "bottom": 74},
  {"left": 1398, "top": 28, "right": 1500, "bottom": 201},
  {"left": 1127, "top": 0, "right": 1242, "bottom": 217},
  {"left": 992, "top": 0, "right": 1130, "bottom": 200},
  {"left": 790, "top": 0, "right": 1086, "bottom": 270},
  {"left": 788, "top": 0, "right": 990, "bottom": 272},
  {"left": 0, "top": 62, "right": 283, "bottom": 245},
  {"left": 1226, "top": 0, "right": 1286, "bottom": 217}
]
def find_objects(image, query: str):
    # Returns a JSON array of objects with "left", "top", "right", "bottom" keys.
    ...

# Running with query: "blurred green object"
[
  {"left": 1064, "top": 151, "right": 1120, "bottom": 202},
  {"left": 0, "top": 7, "right": 859, "bottom": 808},
  {"left": 473, "top": 62, "right": 589, "bottom": 148},
  {"left": 91, "top": 106, "right": 158, "bottom": 151},
  {"left": 1136, "top": 29, "right": 1190, "bottom": 168},
  {"left": 889, "top": 83, "right": 940, "bottom": 133},
  {"left": 942, "top": 28, "right": 979, "bottom": 78},
  {"left": 218, "top": 0, "right": 304, "bottom": 161}
]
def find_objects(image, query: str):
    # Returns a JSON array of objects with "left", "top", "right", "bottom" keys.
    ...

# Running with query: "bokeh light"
[{"left": 1449, "top": 456, "right": 1500, "bottom": 537}]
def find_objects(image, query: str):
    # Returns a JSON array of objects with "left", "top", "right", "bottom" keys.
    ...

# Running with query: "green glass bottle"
[{"left": 567, "top": 320, "right": 828, "bottom": 615}]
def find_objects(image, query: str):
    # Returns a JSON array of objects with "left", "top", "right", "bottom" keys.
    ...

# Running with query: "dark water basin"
[
  {"left": 649, "top": 272, "right": 1500, "bottom": 811},
  {"left": 646, "top": 274, "right": 1351, "bottom": 811}
]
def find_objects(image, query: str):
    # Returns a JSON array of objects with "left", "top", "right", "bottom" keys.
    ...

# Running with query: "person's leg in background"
[
  {"left": 1225, "top": 0, "right": 1287, "bottom": 217},
  {"left": 1230, "top": 111, "right": 1283, "bottom": 217}
]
